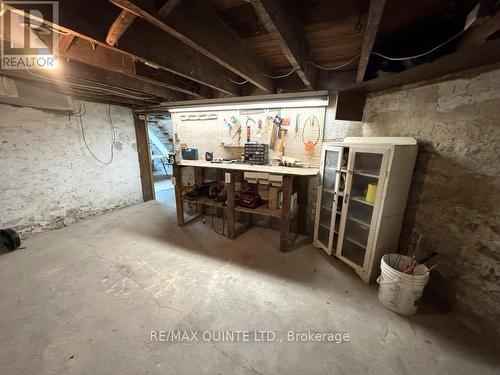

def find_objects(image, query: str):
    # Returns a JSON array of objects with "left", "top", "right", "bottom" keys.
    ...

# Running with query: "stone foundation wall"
[
  {"left": 362, "top": 68, "right": 500, "bottom": 337},
  {"left": 0, "top": 101, "right": 143, "bottom": 234}
]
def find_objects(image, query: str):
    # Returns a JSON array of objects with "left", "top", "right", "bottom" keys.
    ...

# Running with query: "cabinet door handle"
[{"left": 344, "top": 193, "right": 349, "bottom": 204}]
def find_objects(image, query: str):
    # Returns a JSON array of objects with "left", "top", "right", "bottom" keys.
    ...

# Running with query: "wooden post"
[
  {"left": 133, "top": 116, "right": 155, "bottom": 202},
  {"left": 295, "top": 176, "right": 310, "bottom": 235},
  {"left": 173, "top": 164, "right": 184, "bottom": 225},
  {"left": 225, "top": 171, "right": 235, "bottom": 238},
  {"left": 280, "top": 175, "right": 293, "bottom": 252}
]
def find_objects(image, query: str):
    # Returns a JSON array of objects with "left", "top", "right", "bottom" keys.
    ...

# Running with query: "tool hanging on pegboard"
[
  {"left": 230, "top": 116, "right": 242, "bottom": 145},
  {"left": 269, "top": 114, "right": 282, "bottom": 151},
  {"left": 245, "top": 117, "right": 255, "bottom": 143},
  {"left": 302, "top": 115, "right": 321, "bottom": 152}
]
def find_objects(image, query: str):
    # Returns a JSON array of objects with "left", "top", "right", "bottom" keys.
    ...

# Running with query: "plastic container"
[
  {"left": 365, "top": 183, "right": 378, "bottom": 204},
  {"left": 377, "top": 254, "right": 430, "bottom": 315}
]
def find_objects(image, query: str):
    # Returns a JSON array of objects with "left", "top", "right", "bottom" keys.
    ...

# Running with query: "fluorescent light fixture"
[{"left": 168, "top": 98, "right": 329, "bottom": 113}]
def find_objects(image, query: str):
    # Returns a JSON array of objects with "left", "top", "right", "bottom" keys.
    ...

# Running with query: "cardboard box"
[
  {"left": 256, "top": 172, "right": 270, "bottom": 184},
  {"left": 244, "top": 171, "right": 258, "bottom": 184},
  {"left": 269, "top": 174, "right": 283, "bottom": 187},
  {"left": 268, "top": 186, "right": 279, "bottom": 210},
  {"left": 258, "top": 184, "right": 269, "bottom": 200}
]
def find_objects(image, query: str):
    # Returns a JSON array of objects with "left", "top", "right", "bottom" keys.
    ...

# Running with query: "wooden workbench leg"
[
  {"left": 295, "top": 176, "right": 310, "bottom": 235},
  {"left": 194, "top": 166, "right": 204, "bottom": 215},
  {"left": 280, "top": 175, "right": 294, "bottom": 252},
  {"left": 225, "top": 171, "right": 235, "bottom": 238},
  {"left": 173, "top": 164, "right": 184, "bottom": 226}
]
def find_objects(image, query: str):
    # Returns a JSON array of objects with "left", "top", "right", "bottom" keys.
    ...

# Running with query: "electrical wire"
[
  {"left": 263, "top": 67, "right": 297, "bottom": 79},
  {"left": 307, "top": 55, "right": 361, "bottom": 71},
  {"left": 226, "top": 27, "right": 466, "bottom": 84},
  {"left": 46, "top": 23, "right": 71, "bottom": 36},
  {"left": 371, "top": 28, "right": 466, "bottom": 61},
  {"left": 228, "top": 77, "right": 249, "bottom": 85},
  {"left": 228, "top": 67, "right": 297, "bottom": 84},
  {"left": 71, "top": 101, "right": 116, "bottom": 165},
  {"left": 211, "top": 205, "right": 225, "bottom": 237}
]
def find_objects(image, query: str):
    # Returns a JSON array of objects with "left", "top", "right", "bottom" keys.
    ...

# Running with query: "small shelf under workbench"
[
  {"left": 173, "top": 161, "right": 318, "bottom": 252},
  {"left": 235, "top": 204, "right": 282, "bottom": 218}
]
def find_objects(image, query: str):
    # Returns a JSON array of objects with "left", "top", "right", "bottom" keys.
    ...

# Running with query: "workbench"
[{"left": 173, "top": 160, "right": 319, "bottom": 252}]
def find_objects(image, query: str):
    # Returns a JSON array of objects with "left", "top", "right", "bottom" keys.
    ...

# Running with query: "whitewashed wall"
[{"left": 0, "top": 101, "right": 143, "bottom": 234}]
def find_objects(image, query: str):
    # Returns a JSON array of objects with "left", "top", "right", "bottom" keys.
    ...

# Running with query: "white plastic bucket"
[{"left": 377, "top": 254, "right": 430, "bottom": 315}]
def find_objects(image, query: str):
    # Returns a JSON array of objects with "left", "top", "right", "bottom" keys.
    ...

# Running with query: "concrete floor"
[{"left": 0, "top": 201, "right": 499, "bottom": 374}]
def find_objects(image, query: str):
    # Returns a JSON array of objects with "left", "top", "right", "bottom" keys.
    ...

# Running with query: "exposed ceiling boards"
[{"left": 0, "top": 0, "right": 498, "bottom": 107}]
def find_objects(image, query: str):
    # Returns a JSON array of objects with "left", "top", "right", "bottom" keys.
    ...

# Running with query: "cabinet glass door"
[
  {"left": 315, "top": 147, "right": 343, "bottom": 254},
  {"left": 338, "top": 148, "right": 388, "bottom": 268}
]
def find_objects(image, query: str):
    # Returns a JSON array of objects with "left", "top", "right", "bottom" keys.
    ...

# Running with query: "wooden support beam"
[
  {"left": 157, "top": 0, "right": 183, "bottom": 18},
  {"left": 247, "top": 0, "right": 315, "bottom": 89},
  {"left": 173, "top": 164, "right": 185, "bottom": 225},
  {"left": 60, "top": 60, "right": 183, "bottom": 101},
  {"left": 105, "top": 1, "right": 182, "bottom": 47},
  {"left": 133, "top": 61, "right": 208, "bottom": 98},
  {"left": 0, "top": 72, "right": 150, "bottom": 106},
  {"left": 279, "top": 175, "right": 293, "bottom": 252},
  {"left": 109, "top": 0, "right": 274, "bottom": 92},
  {"left": 4, "top": 0, "right": 240, "bottom": 96},
  {"left": 459, "top": 9, "right": 500, "bottom": 49},
  {"left": 225, "top": 172, "right": 235, "bottom": 238},
  {"left": 57, "top": 34, "right": 75, "bottom": 53},
  {"left": 1, "top": 59, "right": 179, "bottom": 103},
  {"left": 106, "top": 9, "right": 137, "bottom": 46},
  {"left": 134, "top": 116, "right": 155, "bottom": 202},
  {"left": 120, "top": 18, "right": 240, "bottom": 95},
  {"left": 60, "top": 37, "right": 136, "bottom": 75},
  {"left": 60, "top": 37, "right": 204, "bottom": 98},
  {"left": 343, "top": 37, "right": 500, "bottom": 94},
  {"left": 36, "top": 33, "right": 186, "bottom": 100},
  {"left": 357, "top": 0, "right": 386, "bottom": 82}
]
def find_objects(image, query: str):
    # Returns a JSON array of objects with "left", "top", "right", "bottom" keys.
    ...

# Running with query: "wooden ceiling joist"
[
  {"left": 119, "top": 18, "right": 240, "bottom": 95},
  {"left": 344, "top": 37, "right": 500, "bottom": 94},
  {"left": 0, "top": 68, "right": 160, "bottom": 106},
  {"left": 4, "top": 1, "right": 240, "bottom": 96},
  {"left": 459, "top": 8, "right": 500, "bottom": 49},
  {"left": 134, "top": 62, "right": 210, "bottom": 99},
  {"left": 356, "top": 0, "right": 386, "bottom": 82},
  {"left": 57, "top": 34, "right": 76, "bottom": 54},
  {"left": 60, "top": 37, "right": 206, "bottom": 98},
  {"left": 61, "top": 60, "right": 184, "bottom": 101},
  {"left": 106, "top": 9, "right": 137, "bottom": 46},
  {"left": 247, "top": 0, "right": 315, "bottom": 89},
  {"left": 108, "top": 0, "right": 274, "bottom": 92},
  {"left": 105, "top": 0, "right": 183, "bottom": 47}
]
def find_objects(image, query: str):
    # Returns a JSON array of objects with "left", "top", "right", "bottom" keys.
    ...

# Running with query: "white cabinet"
[{"left": 313, "top": 137, "right": 418, "bottom": 283}]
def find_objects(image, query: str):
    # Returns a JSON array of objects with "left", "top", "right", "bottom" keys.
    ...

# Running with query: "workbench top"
[{"left": 176, "top": 160, "right": 319, "bottom": 176}]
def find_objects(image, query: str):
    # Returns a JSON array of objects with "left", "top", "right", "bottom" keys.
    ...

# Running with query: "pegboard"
[{"left": 172, "top": 106, "right": 326, "bottom": 167}]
